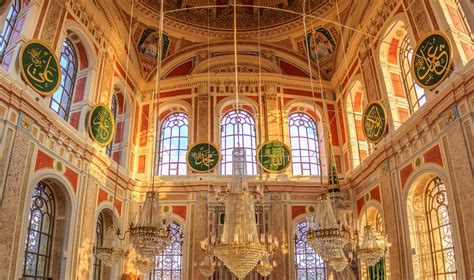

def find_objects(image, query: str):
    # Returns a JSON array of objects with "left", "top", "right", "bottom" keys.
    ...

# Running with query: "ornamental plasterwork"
[{"left": 116, "top": 0, "right": 341, "bottom": 39}]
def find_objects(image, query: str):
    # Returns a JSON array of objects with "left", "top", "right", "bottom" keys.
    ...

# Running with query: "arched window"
[
  {"left": 153, "top": 222, "right": 183, "bottom": 279},
  {"left": 295, "top": 221, "right": 326, "bottom": 279},
  {"left": 220, "top": 109, "right": 257, "bottom": 175},
  {"left": 50, "top": 38, "right": 78, "bottom": 120},
  {"left": 425, "top": 177, "right": 456, "bottom": 278},
  {"left": 407, "top": 175, "right": 457, "bottom": 279},
  {"left": 399, "top": 36, "right": 426, "bottom": 112},
  {"left": 23, "top": 182, "right": 55, "bottom": 279},
  {"left": 106, "top": 95, "right": 118, "bottom": 157},
  {"left": 0, "top": 0, "right": 20, "bottom": 61},
  {"left": 157, "top": 112, "right": 189, "bottom": 176},
  {"left": 93, "top": 213, "right": 104, "bottom": 280},
  {"left": 288, "top": 112, "right": 320, "bottom": 175}
]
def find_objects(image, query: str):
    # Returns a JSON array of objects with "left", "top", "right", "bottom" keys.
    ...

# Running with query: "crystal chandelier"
[
  {"left": 135, "top": 257, "right": 154, "bottom": 274},
  {"left": 326, "top": 248, "right": 349, "bottom": 272},
  {"left": 211, "top": 148, "right": 266, "bottom": 279},
  {"left": 95, "top": 226, "right": 128, "bottom": 266},
  {"left": 129, "top": 191, "right": 171, "bottom": 258},
  {"left": 357, "top": 225, "right": 388, "bottom": 266},
  {"left": 306, "top": 194, "right": 346, "bottom": 259}
]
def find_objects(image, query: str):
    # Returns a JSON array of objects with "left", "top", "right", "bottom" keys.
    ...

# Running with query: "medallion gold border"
[
  {"left": 362, "top": 101, "right": 388, "bottom": 144},
  {"left": 186, "top": 142, "right": 221, "bottom": 173},
  {"left": 88, "top": 104, "right": 116, "bottom": 147},
  {"left": 19, "top": 39, "right": 62, "bottom": 96},
  {"left": 411, "top": 31, "right": 453, "bottom": 91},
  {"left": 257, "top": 140, "right": 292, "bottom": 174}
]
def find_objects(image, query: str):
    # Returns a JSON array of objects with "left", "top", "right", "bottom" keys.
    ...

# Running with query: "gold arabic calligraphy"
[
  {"left": 92, "top": 111, "right": 111, "bottom": 141},
  {"left": 191, "top": 147, "right": 216, "bottom": 168},
  {"left": 414, "top": 36, "right": 449, "bottom": 84},
  {"left": 26, "top": 48, "right": 56, "bottom": 88},
  {"left": 264, "top": 146, "right": 284, "bottom": 168},
  {"left": 364, "top": 106, "right": 384, "bottom": 140}
]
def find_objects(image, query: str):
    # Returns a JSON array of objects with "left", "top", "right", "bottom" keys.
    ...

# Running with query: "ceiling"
[{"left": 138, "top": 0, "right": 329, "bottom": 30}]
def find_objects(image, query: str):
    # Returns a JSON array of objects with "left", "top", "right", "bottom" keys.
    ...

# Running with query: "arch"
[
  {"left": 55, "top": 21, "right": 98, "bottom": 131},
  {"left": 93, "top": 207, "right": 118, "bottom": 280},
  {"left": 17, "top": 169, "right": 78, "bottom": 279},
  {"left": 404, "top": 169, "right": 463, "bottom": 279},
  {"left": 344, "top": 79, "right": 370, "bottom": 169},
  {"left": 378, "top": 17, "right": 425, "bottom": 130}
]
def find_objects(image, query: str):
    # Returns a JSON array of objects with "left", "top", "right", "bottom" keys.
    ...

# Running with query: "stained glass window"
[
  {"left": 425, "top": 176, "right": 457, "bottom": 278},
  {"left": 288, "top": 112, "right": 320, "bottom": 175},
  {"left": 106, "top": 95, "right": 118, "bottom": 157},
  {"left": 295, "top": 221, "right": 326, "bottom": 279},
  {"left": 153, "top": 223, "right": 183, "bottom": 279},
  {"left": 220, "top": 109, "right": 257, "bottom": 175},
  {"left": 23, "top": 181, "right": 55, "bottom": 279},
  {"left": 0, "top": 0, "right": 20, "bottom": 61},
  {"left": 93, "top": 213, "right": 104, "bottom": 280},
  {"left": 50, "top": 38, "right": 77, "bottom": 120},
  {"left": 157, "top": 112, "right": 189, "bottom": 175},
  {"left": 399, "top": 36, "right": 426, "bottom": 113}
]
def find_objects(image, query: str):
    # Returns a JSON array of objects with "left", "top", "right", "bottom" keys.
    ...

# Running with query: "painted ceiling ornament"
[
  {"left": 88, "top": 104, "right": 115, "bottom": 147},
  {"left": 257, "top": 140, "right": 291, "bottom": 173},
  {"left": 362, "top": 101, "right": 387, "bottom": 144},
  {"left": 137, "top": 27, "right": 170, "bottom": 75},
  {"left": 304, "top": 27, "right": 336, "bottom": 62},
  {"left": 412, "top": 31, "right": 452, "bottom": 90},
  {"left": 187, "top": 142, "right": 220, "bottom": 173},
  {"left": 19, "top": 39, "right": 61, "bottom": 96}
]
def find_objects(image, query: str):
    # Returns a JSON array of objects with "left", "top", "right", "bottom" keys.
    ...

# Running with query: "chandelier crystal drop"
[
  {"left": 212, "top": 148, "right": 265, "bottom": 279},
  {"left": 306, "top": 194, "right": 346, "bottom": 259},
  {"left": 95, "top": 226, "right": 128, "bottom": 266},
  {"left": 357, "top": 225, "right": 388, "bottom": 266},
  {"left": 135, "top": 257, "right": 154, "bottom": 274},
  {"left": 195, "top": 253, "right": 218, "bottom": 278},
  {"left": 326, "top": 248, "right": 349, "bottom": 272},
  {"left": 129, "top": 191, "right": 171, "bottom": 258},
  {"left": 256, "top": 253, "right": 274, "bottom": 277}
]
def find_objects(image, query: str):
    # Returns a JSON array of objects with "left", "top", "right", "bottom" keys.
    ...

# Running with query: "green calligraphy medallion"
[
  {"left": 362, "top": 101, "right": 387, "bottom": 143},
  {"left": 20, "top": 40, "right": 61, "bottom": 96},
  {"left": 412, "top": 31, "right": 452, "bottom": 90},
  {"left": 257, "top": 141, "right": 291, "bottom": 173},
  {"left": 187, "top": 143, "right": 220, "bottom": 173},
  {"left": 88, "top": 105, "right": 115, "bottom": 147}
]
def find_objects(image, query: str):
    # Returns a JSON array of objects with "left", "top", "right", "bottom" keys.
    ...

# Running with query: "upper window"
[
  {"left": 106, "top": 95, "right": 118, "bottom": 157},
  {"left": 23, "top": 182, "right": 55, "bottom": 279},
  {"left": 220, "top": 109, "right": 257, "bottom": 175},
  {"left": 399, "top": 36, "right": 426, "bottom": 112},
  {"left": 157, "top": 112, "right": 189, "bottom": 176},
  {"left": 93, "top": 213, "right": 104, "bottom": 280},
  {"left": 288, "top": 112, "right": 320, "bottom": 175},
  {"left": 295, "top": 221, "right": 326, "bottom": 279},
  {"left": 153, "top": 222, "right": 183, "bottom": 279},
  {"left": 0, "top": 0, "right": 20, "bottom": 60},
  {"left": 425, "top": 177, "right": 457, "bottom": 278},
  {"left": 50, "top": 38, "right": 78, "bottom": 120}
]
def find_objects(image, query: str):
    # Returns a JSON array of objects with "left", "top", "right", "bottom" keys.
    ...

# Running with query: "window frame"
[
  {"left": 220, "top": 109, "right": 257, "bottom": 176},
  {"left": 50, "top": 38, "right": 78, "bottom": 121},
  {"left": 22, "top": 181, "right": 56, "bottom": 280},
  {"left": 294, "top": 221, "right": 327, "bottom": 279},
  {"left": 156, "top": 112, "right": 189, "bottom": 176},
  {"left": 153, "top": 222, "right": 184, "bottom": 279},
  {"left": 288, "top": 112, "right": 320, "bottom": 176},
  {"left": 0, "top": 0, "right": 20, "bottom": 61}
]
